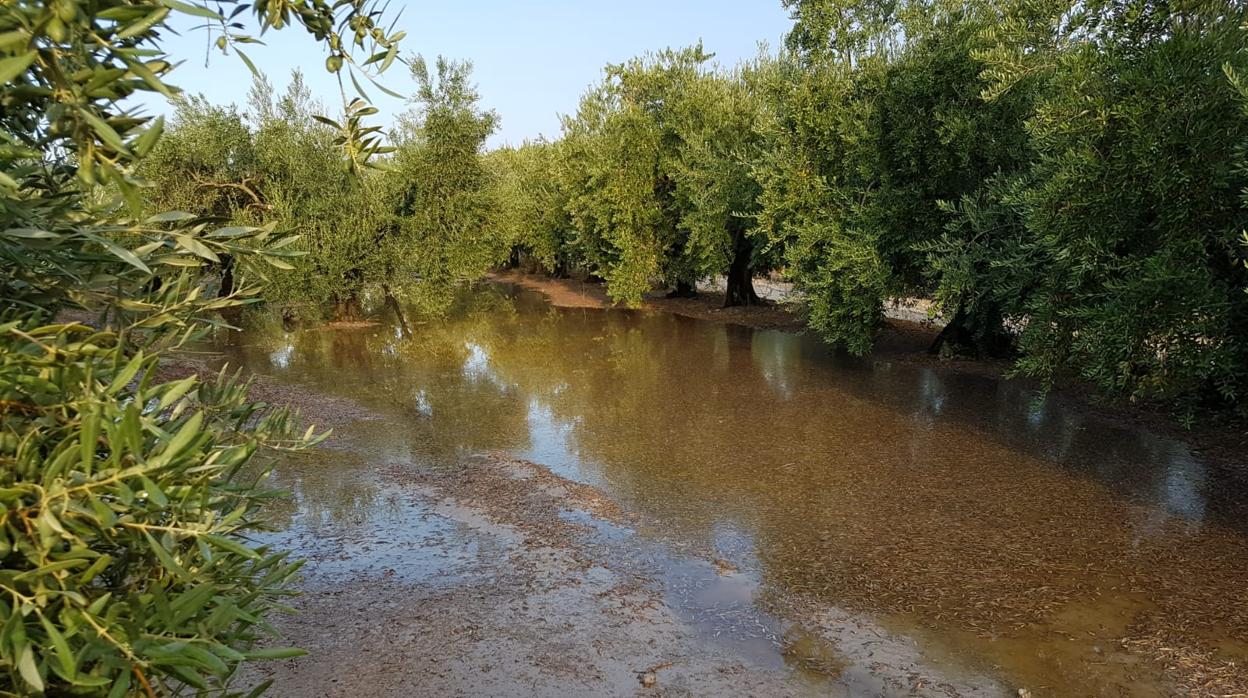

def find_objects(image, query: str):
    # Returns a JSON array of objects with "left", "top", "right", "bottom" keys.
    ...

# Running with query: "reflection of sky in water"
[
  {"left": 914, "top": 368, "right": 946, "bottom": 420},
  {"left": 520, "top": 398, "right": 582, "bottom": 483},
  {"left": 1159, "top": 445, "right": 1206, "bottom": 522},
  {"left": 461, "top": 341, "right": 508, "bottom": 390},
  {"left": 1132, "top": 439, "right": 1208, "bottom": 535},
  {"left": 414, "top": 389, "right": 432, "bottom": 418},
  {"left": 712, "top": 523, "right": 760, "bottom": 567},
  {"left": 268, "top": 343, "right": 293, "bottom": 369},
  {"left": 751, "top": 332, "right": 797, "bottom": 400},
  {"left": 461, "top": 342, "right": 491, "bottom": 379},
  {"left": 1026, "top": 397, "right": 1047, "bottom": 429}
]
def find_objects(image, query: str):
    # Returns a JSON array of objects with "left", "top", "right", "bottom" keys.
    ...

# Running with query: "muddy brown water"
[{"left": 214, "top": 284, "right": 1248, "bottom": 696}]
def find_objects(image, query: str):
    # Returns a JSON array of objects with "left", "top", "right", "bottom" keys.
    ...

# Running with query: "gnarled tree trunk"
[
  {"left": 333, "top": 294, "right": 364, "bottom": 322},
  {"left": 724, "top": 227, "right": 762, "bottom": 307},
  {"left": 218, "top": 254, "right": 235, "bottom": 298},
  {"left": 216, "top": 255, "right": 244, "bottom": 324}
]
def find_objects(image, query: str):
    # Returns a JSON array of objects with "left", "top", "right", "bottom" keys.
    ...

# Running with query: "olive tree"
[
  {"left": 669, "top": 64, "right": 775, "bottom": 306},
  {"left": 759, "top": 0, "right": 1035, "bottom": 354},
  {"left": 556, "top": 57, "right": 679, "bottom": 305},
  {"left": 139, "top": 97, "right": 264, "bottom": 300},
  {"left": 487, "top": 140, "right": 574, "bottom": 276},
  {"left": 385, "top": 56, "right": 506, "bottom": 317},
  {"left": 550, "top": 46, "right": 781, "bottom": 306},
  {"left": 982, "top": 0, "right": 1248, "bottom": 416},
  {"left": 248, "top": 73, "right": 394, "bottom": 320}
]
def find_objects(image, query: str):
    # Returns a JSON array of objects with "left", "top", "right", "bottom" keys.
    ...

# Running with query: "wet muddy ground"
[
  {"left": 200, "top": 282, "right": 1248, "bottom": 697},
  {"left": 242, "top": 445, "right": 1001, "bottom": 696},
  {"left": 214, "top": 369, "right": 994, "bottom": 695},
  {"left": 485, "top": 269, "right": 810, "bottom": 332}
]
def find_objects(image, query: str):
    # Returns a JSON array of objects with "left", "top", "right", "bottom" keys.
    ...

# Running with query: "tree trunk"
[
  {"left": 666, "top": 280, "right": 697, "bottom": 298},
  {"left": 383, "top": 284, "right": 411, "bottom": 338},
  {"left": 723, "top": 229, "right": 762, "bottom": 307},
  {"left": 216, "top": 255, "right": 245, "bottom": 324},
  {"left": 332, "top": 269, "right": 366, "bottom": 322},
  {"left": 333, "top": 294, "right": 364, "bottom": 322}
]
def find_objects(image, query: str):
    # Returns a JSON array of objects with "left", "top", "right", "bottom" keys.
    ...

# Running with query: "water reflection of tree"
[
  {"left": 259, "top": 448, "right": 384, "bottom": 531},
  {"left": 211, "top": 289, "right": 536, "bottom": 529},
  {"left": 475, "top": 312, "right": 838, "bottom": 554},
  {"left": 221, "top": 287, "right": 1248, "bottom": 686},
  {"left": 470, "top": 304, "right": 1248, "bottom": 690}
]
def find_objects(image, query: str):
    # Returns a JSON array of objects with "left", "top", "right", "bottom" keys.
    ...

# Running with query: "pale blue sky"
[{"left": 137, "top": 2, "right": 794, "bottom": 148}]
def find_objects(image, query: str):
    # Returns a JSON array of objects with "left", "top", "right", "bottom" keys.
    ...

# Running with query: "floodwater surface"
[{"left": 215, "top": 285, "right": 1248, "bottom": 696}]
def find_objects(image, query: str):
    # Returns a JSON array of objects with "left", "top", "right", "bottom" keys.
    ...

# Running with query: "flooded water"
[{"left": 214, "top": 284, "right": 1248, "bottom": 696}]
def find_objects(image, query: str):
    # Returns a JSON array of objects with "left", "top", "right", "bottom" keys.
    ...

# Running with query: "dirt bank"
[
  {"left": 486, "top": 269, "right": 1000, "bottom": 371},
  {"left": 487, "top": 269, "right": 809, "bottom": 332}
]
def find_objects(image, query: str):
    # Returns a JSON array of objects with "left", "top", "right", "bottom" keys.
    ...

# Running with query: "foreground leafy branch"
[
  {"left": 1, "top": 320, "right": 317, "bottom": 695},
  {"left": 1, "top": 0, "right": 403, "bottom": 694}
]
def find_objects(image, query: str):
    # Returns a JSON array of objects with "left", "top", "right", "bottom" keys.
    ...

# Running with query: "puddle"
[{"left": 211, "top": 283, "right": 1248, "bottom": 695}]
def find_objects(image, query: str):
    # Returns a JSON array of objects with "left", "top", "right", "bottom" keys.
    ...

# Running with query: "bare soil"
[{"left": 487, "top": 269, "right": 807, "bottom": 332}]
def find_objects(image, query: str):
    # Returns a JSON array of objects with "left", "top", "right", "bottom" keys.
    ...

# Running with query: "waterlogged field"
[{"left": 216, "top": 284, "right": 1248, "bottom": 696}]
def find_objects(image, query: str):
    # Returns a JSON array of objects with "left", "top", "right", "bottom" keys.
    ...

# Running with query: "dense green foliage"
[
  {"left": 491, "top": 0, "right": 1248, "bottom": 417},
  {"left": 142, "top": 57, "right": 502, "bottom": 322},
  {"left": 989, "top": 0, "right": 1248, "bottom": 414},
  {"left": 491, "top": 46, "right": 778, "bottom": 307},
  {"left": 487, "top": 140, "right": 572, "bottom": 275},
  {"left": 246, "top": 77, "right": 392, "bottom": 318},
  {"left": 766, "top": 0, "right": 1248, "bottom": 415},
  {"left": 760, "top": 0, "right": 1037, "bottom": 354},
  {"left": 0, "top": 0, "right": 401, "bottom": 694},
  {"left": 385, "top": 56, "right": 507, "bottom": 313}
]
